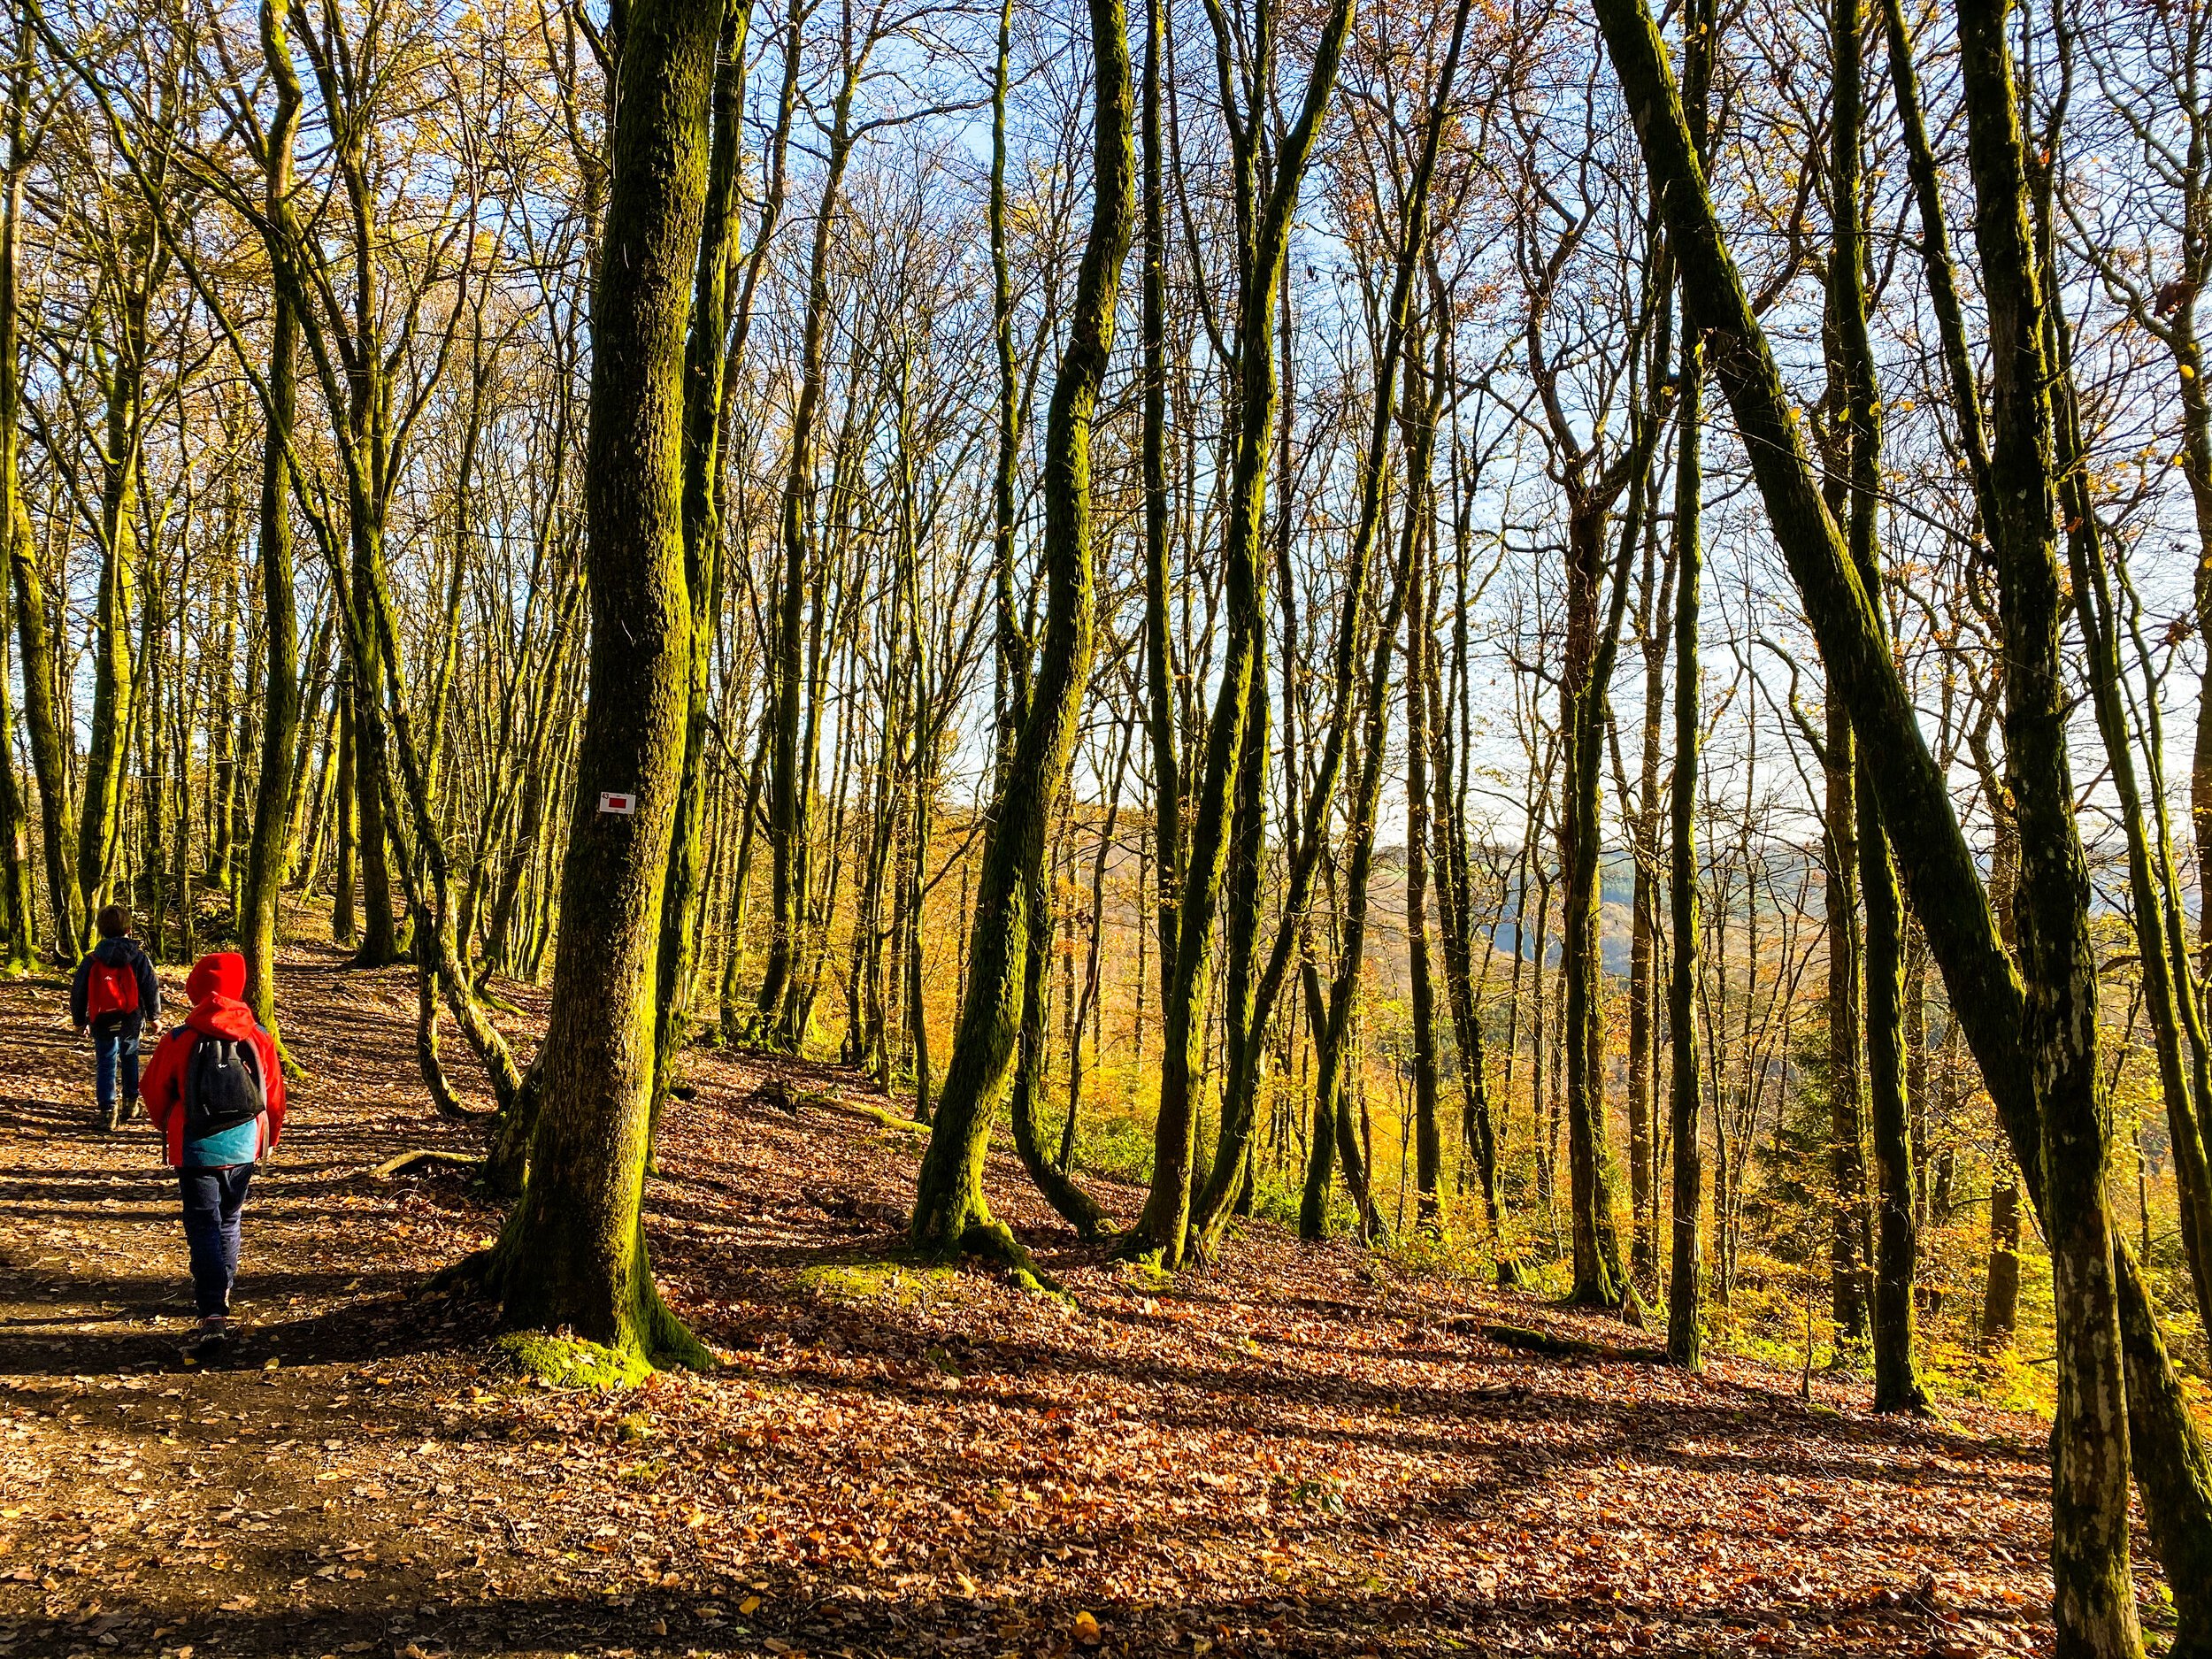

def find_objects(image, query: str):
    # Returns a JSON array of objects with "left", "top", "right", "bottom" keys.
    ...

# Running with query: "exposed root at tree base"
[
  {"left": 373, "top": 1148, "right": 486, "bottom": 1179},
  {"left": 961, "top": 1222, "right": 1074, "bottom": 1305}
]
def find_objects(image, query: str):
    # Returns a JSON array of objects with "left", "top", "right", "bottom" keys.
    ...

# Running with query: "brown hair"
[{"left": 96, "top": 903, "right": 131, "bottom": 940}]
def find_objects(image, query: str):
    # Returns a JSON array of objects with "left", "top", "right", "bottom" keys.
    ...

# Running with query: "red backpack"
[{"left": 86, "top": 957, "right": 139, "bottom": 1019}]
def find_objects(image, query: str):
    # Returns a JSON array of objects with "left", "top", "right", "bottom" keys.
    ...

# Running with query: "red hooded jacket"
[{"left": 141, "top": 953, "right": 287, "bottom": 1168}]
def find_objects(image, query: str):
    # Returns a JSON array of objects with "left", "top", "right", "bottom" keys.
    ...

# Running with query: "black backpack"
[{"left": 183, "top": 1034, "right": 266, "bottom": 1139}]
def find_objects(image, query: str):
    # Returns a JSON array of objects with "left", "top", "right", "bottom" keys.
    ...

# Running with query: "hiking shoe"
[
  {"left": 183, "top": 1319, "right": 230, "bottom": 1363},
  {"left": 98, "top": 1102, "right": 119, "bottom": 1132}
]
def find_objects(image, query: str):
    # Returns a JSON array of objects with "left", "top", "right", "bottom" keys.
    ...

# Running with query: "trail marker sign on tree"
[{"left": 598, "top": 791, "right": 638, "bottom": 816}]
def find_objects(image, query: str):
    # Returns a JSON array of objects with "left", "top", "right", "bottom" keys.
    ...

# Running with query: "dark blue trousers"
[
  {"left": 94, "top": 1027, "right": 139, "bottom": 1110},
  {"left": 177, "top": 1165, "right": 255, "bottom": 1318}
]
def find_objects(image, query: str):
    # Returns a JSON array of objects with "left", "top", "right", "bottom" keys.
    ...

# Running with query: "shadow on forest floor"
[{"left": 0, "top": 941, "right": 2126, "bottom": 1657}]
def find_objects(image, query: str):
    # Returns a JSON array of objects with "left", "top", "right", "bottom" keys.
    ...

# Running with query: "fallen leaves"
[{"left": 0, "top": 952, "right": 2139, "bottom": 1658}]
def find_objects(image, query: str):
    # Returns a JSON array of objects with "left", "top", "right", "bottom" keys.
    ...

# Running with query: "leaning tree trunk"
[
  {"left": 908, "top": 0, "right": 1133, "bottom": 1279},
  {"left": 1594, "top": 4, "right": 2187, "bottom": 1650},
  {"left": 489, "top": 0, "right": 722, "bottom": 1369}
]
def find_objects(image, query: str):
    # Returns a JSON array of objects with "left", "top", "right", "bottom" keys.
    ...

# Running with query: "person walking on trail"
[
  {"left": 69, "top": 904, "right": 160, "bottom": 1132},
  {"left": 139, "top": 951, "right": 286, "bottom": 1363}
]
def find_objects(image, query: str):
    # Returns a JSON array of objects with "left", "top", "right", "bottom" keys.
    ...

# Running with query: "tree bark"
[
  {"left": 242, "top": 0, "right": 304, "bottom": 1047},
  {"left": 650, "top": 0, "right": 750, "bottom": 1126},
  {"left": 1593, "top": 2, "right": 2171, "bottom": 1647},
  {"left": 492, "top": 0, "right": 721, "bottom": 1368},
  {"left": 908, "top": 0, "right": 1132, "bottom": 1279}
]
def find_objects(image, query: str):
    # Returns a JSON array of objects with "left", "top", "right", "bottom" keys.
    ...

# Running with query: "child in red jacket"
[{"left": 140, "top": 952, "right": 287, "bottom": 1361}]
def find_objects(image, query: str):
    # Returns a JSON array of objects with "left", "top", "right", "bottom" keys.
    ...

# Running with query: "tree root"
[
  {"left": 635, "top": 1279, "right": 716, "bottom": 1371},
  {"left": 373, "top": 1148, "right": 486, "bottom": 1179},
  {"left": 426, "top": 1245, "right": 500, "bottom": 1297},
  {"left": 955, "top": 1220, "right": 1076, "bottom": 1307},
  {"left": 1475, "top": 1321, "right": 1607, "bottom": 1358}
]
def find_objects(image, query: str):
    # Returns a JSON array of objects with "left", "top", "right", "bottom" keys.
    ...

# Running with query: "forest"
[{"left": 3, "top": 0, "right": 2212, "bottom": 1651}]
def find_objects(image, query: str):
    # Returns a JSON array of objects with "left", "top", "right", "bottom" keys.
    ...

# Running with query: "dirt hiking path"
[{"left": 0, "top": 948, "right": 2135, "bottom": 1657}]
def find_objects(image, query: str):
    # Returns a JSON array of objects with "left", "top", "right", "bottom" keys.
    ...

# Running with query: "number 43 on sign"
[{"left": 598, "top": 790, "right": 638, "bottom": 815}]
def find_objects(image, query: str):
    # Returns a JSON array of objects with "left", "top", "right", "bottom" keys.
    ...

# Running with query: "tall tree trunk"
[
  {"left": 1190, "top": 0, "right": 1471, "bottom": 1258},
  {"left": 757, "top": 43, "right": 857, "bottom": 1044},
  {"left": 1823, "top": 690, "right": 1870, "bottom": 1348},
  {"left": 1664, "top": 0, "right": 1712, "bottom": 1353},
  {"left": 908, "top": 0, "right": 1132, "bottom": 1280},
  {"left": 0, "top": 42, "right": 34, "bottom": 972},
  {"left": 1139, "top": 0, "right": 1177, "bottom": 1106},
  {"left": 1559, "top": 436, "right": 1664, "bottom": 1310},
  {"left": 1302, "top": 348, "right": 1432, "bottom": 1244},
  {"left": 1956, "top": 4, "right": 2139, "bottom": 1645},
  {"left": 1828, "top": 0, "right": 1924, "bottom": 1411},
  {"left": 1130, "top": 0, "right": 1355, "bottom": 1267},
  {"left": 490, "top": 0, "right": 721, "bottom": 1369},
  {"left": 1405, "top": 444, "right": 1442, "bottom": 1233},
  {"left": 4, "top": 64, "right": 78, "bottom": 961},
  {"left": 1666, "top": 322, "right": 1706, "bottom": 1368},
  {"left": 242, "top": 0, "right": 303, "bottom": 1047},
  {"left": 651, "top": 0, "right": 750, "bottom": 1125}
]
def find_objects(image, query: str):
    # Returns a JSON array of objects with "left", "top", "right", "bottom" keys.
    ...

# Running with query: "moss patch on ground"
[
  {"left": 492, "top": 1330, "right": 653, "bottom": 1391},
  {"left": 795, "top": 1258, "right": 955, "bottom": 1308}
]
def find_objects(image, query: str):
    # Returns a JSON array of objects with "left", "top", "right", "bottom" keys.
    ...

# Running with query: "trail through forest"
[{"left": 0, "top": 951, "right": 2139, "bottom": 1657}]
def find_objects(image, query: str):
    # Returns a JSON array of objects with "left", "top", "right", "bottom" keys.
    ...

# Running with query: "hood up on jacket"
[
  {"left": 182, "top": 952, "right": 258, "bottom": 1041},
  {"left": 140, "top": 950, "right": 287, "bottom": 1166}
]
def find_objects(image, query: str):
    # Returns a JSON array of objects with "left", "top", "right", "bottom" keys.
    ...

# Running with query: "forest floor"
[{"left": 0, "top": 945, "right": 2173, "bottom": 1658}]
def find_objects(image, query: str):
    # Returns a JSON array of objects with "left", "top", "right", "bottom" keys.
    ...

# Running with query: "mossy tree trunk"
[
  {"left": 493, "top": 0, "right": 721, "bottom": 1368},
  {"left": 1666, "top": 324, "right": 1705, "bottom": 1368},
  {"left": 0, "top": 42, "right": 36, "bottom": 972},
  {"left": 1129, "top": 0, "right": 1355, "bottom": 1267},
  {"left": 1828, "top": 0, "right": 1922, "bottom": 1410},
  {"left": 4, "top": 46, "right": 78, "bottom": 964},
  {"left": 1556, "top": 374, "right": 1669, "bottom": 1311},
  {"left": 242, "top": 0, "right": 304, "bottom": 1048},
  {"left": 650, "top": 0, "right": 750, "bottom": 1129},
  {"left": 1955, "top": 3, "right": 2138, "bottom": 1645},
  {"left": 1664, "top": 0, "right": 1712, "bottom": 1355},
  {"left": 908, "top": 0, "right": 1133, "bottom": 1273},
  {"left": 2030, "top": 26, "right": 2212, "bottom": 1354},
  {"left": 1188, "top": 0, "right": 1465, "bottom": 1260},
  {"left": 1596, "top": 0, "right": 2208, "bottom": 1647},
  {"left": 1301, "top": 334, "right": 1435, "bottom": 1244},
  {"left": 757, "top": 33, "right": 860, "bottom": 1048},
  {"left": 1404, "top": 499, "right": 1442, "bottom": 1234}
]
